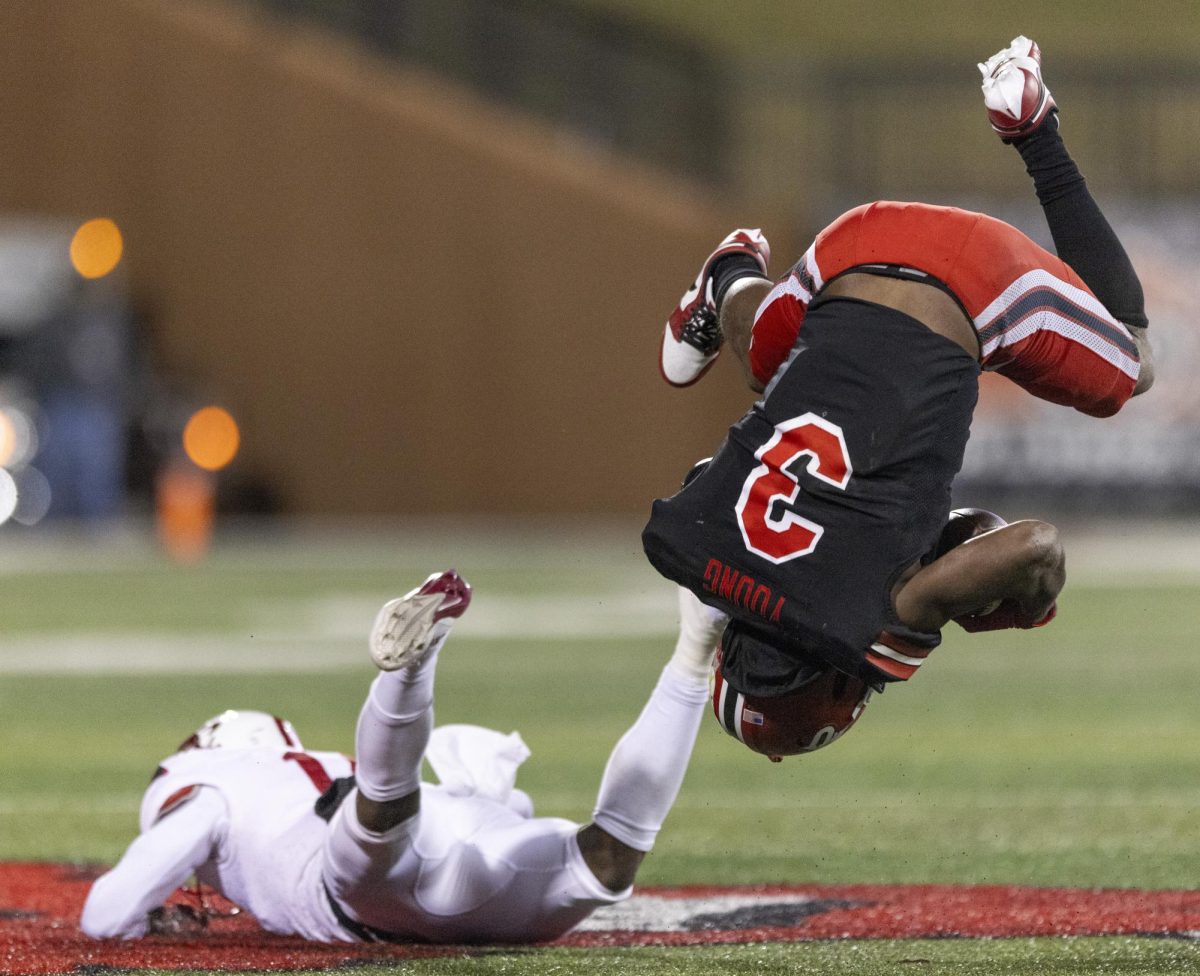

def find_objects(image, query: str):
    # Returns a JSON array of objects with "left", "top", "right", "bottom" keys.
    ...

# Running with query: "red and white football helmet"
[
  {"left": 178, "top": 709, "right": 303, "bottom": 752},
  {"left": 711, "top": 649, "right": 875, "bottom": 762}
]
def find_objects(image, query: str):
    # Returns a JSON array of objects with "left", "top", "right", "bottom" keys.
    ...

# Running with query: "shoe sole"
[{"left": 369, "top": 572, "right": 470, "bottom": 671}]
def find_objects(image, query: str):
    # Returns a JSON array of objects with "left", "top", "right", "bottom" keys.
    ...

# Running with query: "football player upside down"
[{"left": 646, "top": 36, "right": 1153, "bottom": 760}]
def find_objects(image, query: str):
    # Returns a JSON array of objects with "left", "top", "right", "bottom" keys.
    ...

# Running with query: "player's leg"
[
  {"left": 980, "top": 40, "right": 1151, "bottom": 345},
  {"left": 351, "top": 570, "right": 471, "bottom": 832},
  {"left": 719, "top": 276, "right": 775, "bottom": 390},
  {"left": 578, "top": 587, "right": 728, "bottom": 891},
  {"left": 893, "top": 515, "right": 1064, "bottom": 634},
  {"left": 660, "top": 230, "right": 771, "bottom": 387},
  {"left": 321, "top": 572, "right": 471, "bottom": 938}
]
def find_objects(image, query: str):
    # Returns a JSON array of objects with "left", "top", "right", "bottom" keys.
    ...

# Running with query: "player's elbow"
[
  {"left": 79, "top": 902, "right": 120, "bottom": 940},
  {"left": 80, "top": 880, "right": 146, "bottom": 940}
]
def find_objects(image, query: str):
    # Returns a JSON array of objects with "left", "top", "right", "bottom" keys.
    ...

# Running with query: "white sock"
[
  {"left": 591, "top": 664, "right": 709, "bottom": 852},
  {"left": 353, "top": 652, "right": 438, "bottom": 802},
  {"left": 668, "top": 587, "right": 729, "bottom": 683}
]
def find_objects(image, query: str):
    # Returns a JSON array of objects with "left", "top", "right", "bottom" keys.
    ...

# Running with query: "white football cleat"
[
  {"left": 978, "top": 36, "right": 1057, "bottom": 142},
  {"left": 660, "top": 228, "right": 770, "bottom": 387},
  {"left": 369, "top": 570, "right": 472, "bottom": 671}
]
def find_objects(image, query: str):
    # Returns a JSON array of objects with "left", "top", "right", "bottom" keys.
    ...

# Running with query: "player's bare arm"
[{"left": 893, "top": 519, "right": 1064, "bottom": 634}]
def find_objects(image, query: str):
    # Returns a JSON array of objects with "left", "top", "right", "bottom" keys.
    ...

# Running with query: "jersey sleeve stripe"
[
  {"left": 979, "top": 287, "right": 1139, "bottom": 359},
  {"left": 865, "top": 649, "right": 919, "bottom": 680},
  {"left": 866, "top": 630, "right": 935, "bottom": 681},
  {"left": 981, "top": 301, "right": 1141, "bottom": 379},
  {"left": 868, "top": 641, "right": 929, "bottom": 667},
  {"left": 976, "top": 272, "right": 1139, "bottom": 365},
  {"left": 976, "top": 269, "right": 1112, "bottom": 327}
]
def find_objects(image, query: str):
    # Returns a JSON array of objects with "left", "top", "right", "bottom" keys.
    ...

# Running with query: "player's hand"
[
  {"left": 147, "top": 904, "right": 207, "bottom": 937},
  {"left": 954, "top": 598, "right": 1057, "bottom": 633}
]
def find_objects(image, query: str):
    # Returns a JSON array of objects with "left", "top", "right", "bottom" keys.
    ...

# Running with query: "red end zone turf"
[{"left": 2, "top": 862, "right": 1198, "bottom": 974}]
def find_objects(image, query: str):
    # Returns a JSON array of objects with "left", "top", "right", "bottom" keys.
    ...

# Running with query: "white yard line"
[
  {"left": 0, "top": 590, "right": 678, "bottom": 673},
  {"left": 4, "top": 519, "right": 1200, "bottom": 674},
  {"left": 4, "top": 517, "right": 1200, "bottom": 577}
]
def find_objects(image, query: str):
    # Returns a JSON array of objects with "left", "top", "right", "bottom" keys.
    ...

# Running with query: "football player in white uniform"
[{"left": 81, "top": 570, "right": 727, "bottom": 944}]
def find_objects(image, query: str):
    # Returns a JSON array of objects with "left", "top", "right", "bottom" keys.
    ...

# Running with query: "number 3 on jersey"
[{"left": 735, "top": 413, "right": 852, "bottom": 564}]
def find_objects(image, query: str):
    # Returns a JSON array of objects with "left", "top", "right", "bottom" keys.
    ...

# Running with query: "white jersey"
[
  {"left": 142, "top": 746, "right": 355, "bottom": 941},
  {"left": 82, "top": 729, "right": 625, "bottom": 944}
]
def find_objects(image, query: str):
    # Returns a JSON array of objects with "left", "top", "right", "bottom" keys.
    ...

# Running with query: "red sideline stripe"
[{"left": 1, "top": 865, "right": 1199, "bottom": 972}]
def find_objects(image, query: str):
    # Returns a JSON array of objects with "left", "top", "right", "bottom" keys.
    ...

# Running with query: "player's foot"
[
  {"left": 978, "top": 36, "right": 1057, "bottom": 143},
  {"left": 369, "top": 570, "right": 472, "bottom": 671},
  {"left": 660, "top": 229, "right": 770, "bottom": 387}
]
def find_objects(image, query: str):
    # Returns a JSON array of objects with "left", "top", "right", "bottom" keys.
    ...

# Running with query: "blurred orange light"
[
  {"left": 70, "top": 218, "right": 124, "bottom": 279},
  {"left": 183, "top": 406, "right": 240, "bottom": 472}
]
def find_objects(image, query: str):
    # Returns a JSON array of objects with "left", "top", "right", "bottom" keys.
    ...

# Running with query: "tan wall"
[{"left": 0, "top": 0, "right": 796, "bottom": 514}]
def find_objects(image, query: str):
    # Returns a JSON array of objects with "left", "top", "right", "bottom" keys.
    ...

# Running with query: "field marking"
[
  {"left": 7, "top": 860, "right": 1200, "bottom": 968},
  {"left": 5, "top": 518, "right": 1200, "bottom": 580},
  {"left": 5, "top": 519, "right": 1200, "bottom": 674},
  {"left": 0, "top": 589, "right": 679, "bottom": 673}
]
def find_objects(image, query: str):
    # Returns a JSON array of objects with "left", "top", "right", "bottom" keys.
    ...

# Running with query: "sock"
[
  {"left": 1015, "top": 121, "right": 1148, "bottom": 327},
  {"left": 353, "top": 653, "right": 438, "bottom": 802},
  {"left": 712, "top": 253, "right": 767, "bottom": 312},
  {"left": 591, "top": 665, "right": 710, "bottom": 852},
  {"left": 668, "top": 586, "right": 729, "bottom": 683}
]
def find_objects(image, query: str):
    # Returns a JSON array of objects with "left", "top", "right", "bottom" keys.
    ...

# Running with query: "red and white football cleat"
[
  {"left": 369, "top": 570, "right": 472, "bottom": 671},
  {"left": 660, "top": 228, "right": 770, "bottom": 387},
  {"left": 978, "top": 36, "right": 1057, "bottom": 142}
]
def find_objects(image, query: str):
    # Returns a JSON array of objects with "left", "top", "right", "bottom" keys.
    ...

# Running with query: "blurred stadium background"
[
  {"left": 0, "top": 3, "right": 1198, "bottom": 973},
  {"left": 0, "top": 0, "right": 1197, "bottom": 528}
]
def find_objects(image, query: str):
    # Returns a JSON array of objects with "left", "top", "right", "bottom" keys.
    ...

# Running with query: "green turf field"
[{"left": 1, "top": 521, "right": 1198, "bottom": 975}]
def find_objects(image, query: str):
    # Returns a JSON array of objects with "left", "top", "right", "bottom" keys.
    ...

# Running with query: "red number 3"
[{"left": 735, "top": 413, "right": 852, "bottom": 564}]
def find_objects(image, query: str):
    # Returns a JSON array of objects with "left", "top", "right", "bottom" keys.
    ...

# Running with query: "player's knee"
[
  {"left": 356, "top": 790, "right": 420, "bottom": 834},
  {"left": 1014, "top": 520, "right": 1065, "bottom": 596}
]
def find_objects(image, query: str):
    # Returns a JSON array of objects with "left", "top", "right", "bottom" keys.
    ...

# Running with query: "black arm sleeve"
[{"left": 1014, "top": 119, "right": 1148, "bottom": 328}]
